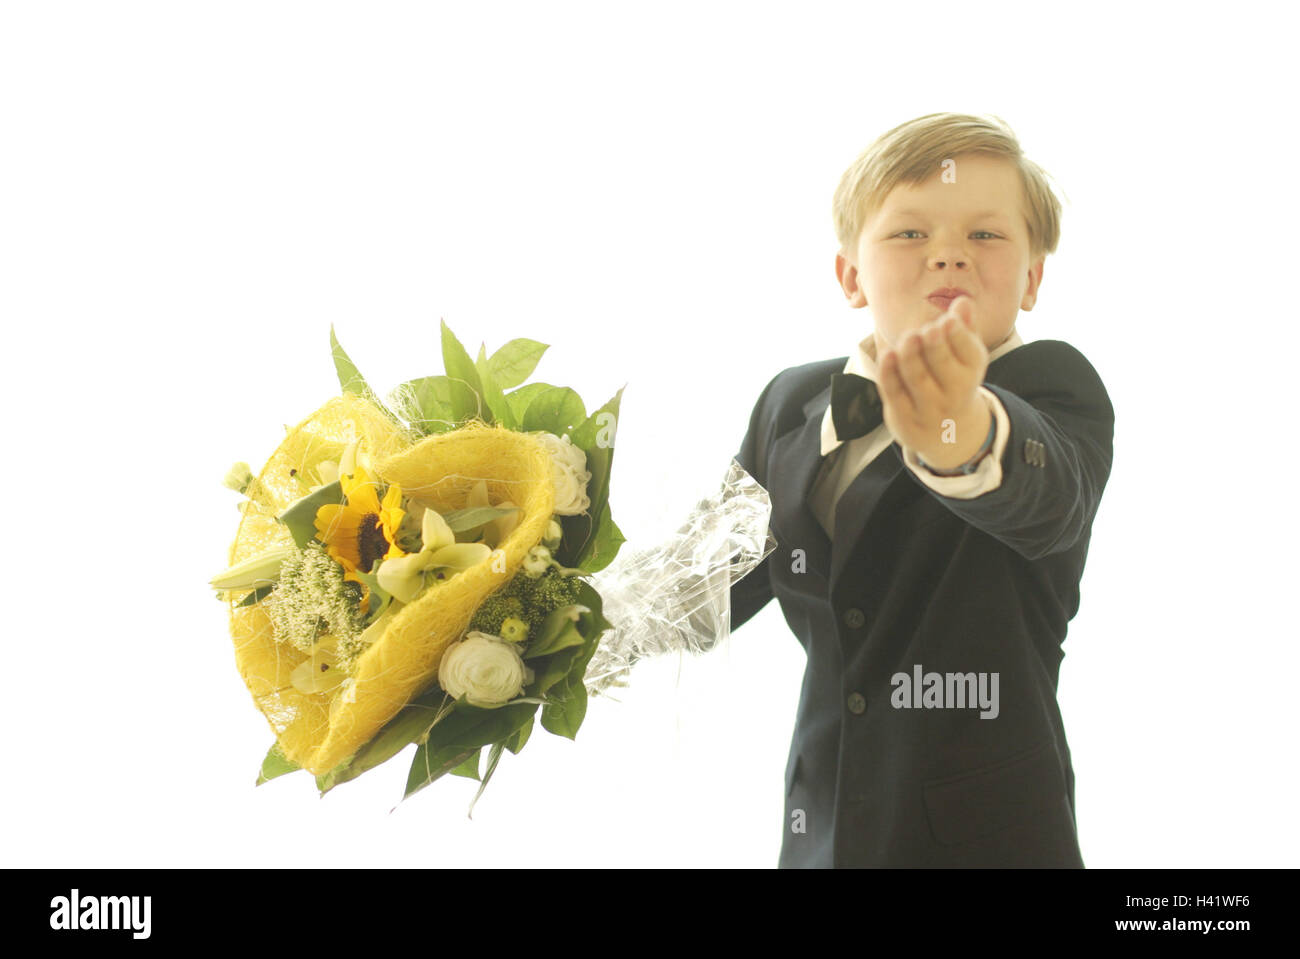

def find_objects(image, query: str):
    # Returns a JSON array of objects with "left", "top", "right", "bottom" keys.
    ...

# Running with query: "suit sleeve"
[
  {"left": 896, "top": 341, "right": 1115, "bottom": 562},
  {"left": 728, "top": 373, "right": 779, "bottom": 632}
]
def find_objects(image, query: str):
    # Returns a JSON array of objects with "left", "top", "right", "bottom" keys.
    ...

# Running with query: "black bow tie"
[{"left": 830, "top": 372, "right": 884, "bottom": 442}]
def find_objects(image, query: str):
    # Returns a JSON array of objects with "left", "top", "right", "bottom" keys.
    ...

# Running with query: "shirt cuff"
[{"left": 901, "top": 387, "right": 1009, "bottom": 499}]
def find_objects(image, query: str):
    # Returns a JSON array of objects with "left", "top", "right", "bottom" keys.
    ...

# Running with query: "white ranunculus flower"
[
  {"left": 438, "top": 632, "right": 535, "bottom": 708},
  {"left": 536, "top": 432, "right": 592, "bottom": 516}
]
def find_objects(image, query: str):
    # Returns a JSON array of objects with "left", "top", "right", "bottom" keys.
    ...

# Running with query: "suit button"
[
  {"left": 847, "top": 693, "right": 866, "bottom": 714},
  {"left": 843, "top": 607, "right": 865, "bottom": 629}
]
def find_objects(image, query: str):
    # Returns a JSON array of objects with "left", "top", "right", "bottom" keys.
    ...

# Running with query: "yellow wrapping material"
[{"left": 227, "top": 393, "right": 556, "bottom": 775}]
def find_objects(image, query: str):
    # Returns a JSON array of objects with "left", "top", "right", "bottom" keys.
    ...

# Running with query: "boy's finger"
[
  {"left": 947, "top": 295, "right": 975, "bottom": 329},
  {"left": 921, "top": 322, "right": 960, "bottom": 389},
  {"left": 950, "top": 294, "right": 973, "bottom": 313},
  {"left": 943, "top": 313, "right": 981, "bottom": 364},
  {"left": 879, "top": 347, "right": 916, "bottom": 411},
  {"left": 949, "top": 331, "right": 988, "bottom": 376}
]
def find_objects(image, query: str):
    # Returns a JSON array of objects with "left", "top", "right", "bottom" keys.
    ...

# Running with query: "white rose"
[
  {"left": 438, "top": 632, "right": 534, "bottom": 708},
  {"left": 536, "top": 432, "right": 592, "bottom": 516}
]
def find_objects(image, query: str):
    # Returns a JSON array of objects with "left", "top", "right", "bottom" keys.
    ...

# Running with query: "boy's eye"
[{"left": 894, "top": 230, "right": 1000, "bottom": 239}]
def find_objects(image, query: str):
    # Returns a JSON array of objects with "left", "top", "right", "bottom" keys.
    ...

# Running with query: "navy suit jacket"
[{"left": 730, "top": 339, "right": 1114, "bottom": 867}]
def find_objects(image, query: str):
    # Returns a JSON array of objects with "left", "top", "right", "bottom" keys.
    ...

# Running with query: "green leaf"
[
  {"left": 504, "top": 382, "right": 559, "bottom": 423},
  {"left": 520, "top": 386, "right": 586, "bottom": 436},
  {"left": 573, "top": 578, "right": 616, "bottom": 643},
  {"left": 475, "top": 342, "right": 517, "bottom": 430},
  {"left": 449, "top": 748, "right": 482, "bottom": 781},
  {"left": 468, "top": 742, "right": 506, "bottom": 818},
  {"left": 404, "top": 700, "right": 537, "bottom": 800},
  {"left": 524, "top": 579, "right": 613, "bottom": 699},
  {"left": 571, "top": 505, "right": 625, "bottom": 575},
  {"left": 440, "top": 504, "right": 519, "bottom": 533},
  {"left": 539, "top": 579, "right": 614, "bottom": 741},
  {"left": 394, "top": 375, "right": 478, "bottom": 436},
  {"left": 420, "top": 699, "right": 536, "bottom": 755},
  {"left": 488, "top": 338, "right": 549, "bottom": 389},
  {"left": 524, "top": 643, "right": 586, "bottom": 698},
  {"left": 277, "top": 481, "right": 344, "bottom": 550},
  {"left": 539, "top": 648, "right": 598, "bottom": 740},
  {"left": 524, "top": 604, "right": 589, "bottom": 659},
  {"left": 403, "top": 744, "right": 479, "bottom": 799},
  {"left": 331, "top": 326, "right": 406, "bottom": 429},
  {"left": 540, "top": 669, "right": 589, "bottom": 740},
  {"left": 316, "top": 688, "right": 452, "bottom": 795},
  {"left": 331, "top": 324, "right": 372, "bottom": 397},
  {"left": 559, "top": 386, "right": 625, "bottom": 571},
  {"left": 256, "top": 742, "right": 301, "bottom": 785},
  {"left": 506, "top": 715, "right": 533, "bottom": 755},
  {"left": 440, "top": 319, "right": 489, "bottom": 425},
  {"left": 568, "top": 386, "right": 621, "bottom": 483}
]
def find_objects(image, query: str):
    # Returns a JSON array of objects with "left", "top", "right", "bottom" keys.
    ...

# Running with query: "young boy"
[{"left": 729, "top": 113, "right": 1114, "bottom": 867}]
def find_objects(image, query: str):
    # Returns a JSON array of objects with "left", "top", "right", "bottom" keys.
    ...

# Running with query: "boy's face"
[{"left": 835, "top": 153, "right": 1044, "bottom": 355}]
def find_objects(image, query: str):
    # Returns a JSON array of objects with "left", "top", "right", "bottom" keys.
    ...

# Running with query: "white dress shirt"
[{"left": 810, "top": 328, "right": 1024, "bottom": 537}]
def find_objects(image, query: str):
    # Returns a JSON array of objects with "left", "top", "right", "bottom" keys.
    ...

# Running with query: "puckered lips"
[{"left": 927, "top": 286, "right": 970, "bottom": 311}]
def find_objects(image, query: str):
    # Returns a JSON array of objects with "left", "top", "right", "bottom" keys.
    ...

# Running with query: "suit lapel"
[
  {"left": 767, "top": 384, "right": 836, "bottom": 583},
  {"left": 767, "top": 377, "right": 903, "bottom": 593},
  {"left": 829, "top": 444, "right": 903, "bottom": 594}
]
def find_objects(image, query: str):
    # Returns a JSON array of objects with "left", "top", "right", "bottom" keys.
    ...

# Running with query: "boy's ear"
[
  {"left": 1020, "top": 258, "right": 1044, "bottom": 311},
  {"left": 836, "top": 252, "right": 868, "bottom": 308}
]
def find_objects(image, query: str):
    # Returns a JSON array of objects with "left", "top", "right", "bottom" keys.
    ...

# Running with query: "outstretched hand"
[{"left": 876, "top": 296, "right": 990, "bottom": 460}]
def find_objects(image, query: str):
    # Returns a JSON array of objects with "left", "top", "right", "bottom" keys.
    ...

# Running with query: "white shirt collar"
[{"left": 820, "top": 327, "right": 1024, "bottom": 455}]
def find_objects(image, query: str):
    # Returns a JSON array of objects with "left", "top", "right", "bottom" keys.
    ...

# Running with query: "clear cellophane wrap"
[{"left": 583, "top": 458, "right": 777, "bottom": 696}]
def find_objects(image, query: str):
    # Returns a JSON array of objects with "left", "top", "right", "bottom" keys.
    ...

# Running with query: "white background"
[{"left": 2, "top": 1, "right": 1296, "bottom": 868}]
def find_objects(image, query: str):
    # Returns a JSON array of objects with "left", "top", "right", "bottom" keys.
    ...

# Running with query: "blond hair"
[{"left": 832, "top": 113, "right": 1064, "bottom": 262}]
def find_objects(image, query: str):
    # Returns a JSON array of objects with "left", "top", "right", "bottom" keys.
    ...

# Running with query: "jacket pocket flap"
[{"left": 922, "top": 741, "right": 1063, "bottom": 846}]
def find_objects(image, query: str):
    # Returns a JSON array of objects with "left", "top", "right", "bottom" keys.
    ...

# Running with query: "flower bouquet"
[{"left": 212, "top": 320, "right": 624, "bottom": 809}]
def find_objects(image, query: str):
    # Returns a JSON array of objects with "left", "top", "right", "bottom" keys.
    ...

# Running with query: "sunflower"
[{"left": 313, "top": 464, "right": 406, "bottom": 579}]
